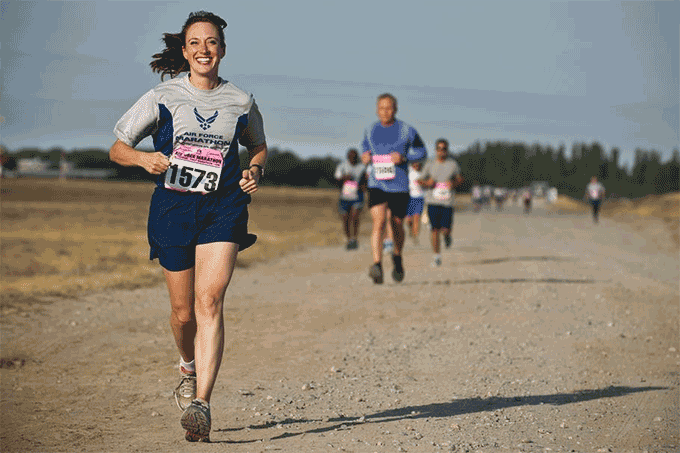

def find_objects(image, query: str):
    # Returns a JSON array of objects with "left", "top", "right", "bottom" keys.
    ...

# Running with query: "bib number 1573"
[
  {"left": 166, "top": 164, "right": 219, "bottom": 192},
  {"left": 164, "top": 145, "right": 223, "bottom": 193}
]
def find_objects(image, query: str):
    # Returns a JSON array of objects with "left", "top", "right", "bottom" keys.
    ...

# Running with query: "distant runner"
[
  {"left": 471, "top": 181, "right": 483, "bottom": 212},
  {"left": 361, "top": 93, "right": 427, "bottom": 284},
  {"left": 405, "top": 161, "right": 426, "bottom": 245},
  {"left": 522, "top": 183, "right": 532, "bottom": 214},
  {"left": 494, "top": 186, "right": 507, "bottom": 211},
  {"left": 334, "top": 148, "right": 366, "bottom": 250},
  {"left": 419, "top": 139, "right": 463, "bottom": 267},
  {"left": 585, "top": 176, "right": 606, "bottom": 223}
]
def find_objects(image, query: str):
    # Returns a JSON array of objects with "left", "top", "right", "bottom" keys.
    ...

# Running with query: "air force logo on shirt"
[{"left": 194, "top": 108, "right": 219, "bottom": 130}]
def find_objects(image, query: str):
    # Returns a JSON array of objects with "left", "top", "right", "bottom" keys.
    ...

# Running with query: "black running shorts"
[{"left": 367, "top": 188, "right": 409, "bottom": 219}]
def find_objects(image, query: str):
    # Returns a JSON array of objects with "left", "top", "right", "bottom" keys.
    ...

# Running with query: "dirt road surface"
[{"left": 2, "top": 202, "right": 678, "bottom": 453}]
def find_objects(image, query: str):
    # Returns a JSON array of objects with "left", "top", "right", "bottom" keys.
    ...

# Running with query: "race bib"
[
  {"left": 372, "top": 154, "right": 396, "bottom": 180},
  {"left": 165, "top": 145, "right": 222, "bottom": 193},
  {"left": 341, "top": 180, "right": 359, "bottom": 201},
  {"left": 433, "top": 182, "right": 452, "bottom": 202}
]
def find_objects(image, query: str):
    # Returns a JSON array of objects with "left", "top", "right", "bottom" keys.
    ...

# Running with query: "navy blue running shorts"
[
  {"left": 338, "top": 191, "right": 365, "bottom": 215},
  {"left": 147, "top": 187, "right": 256, "bottom": 272},
  {"left": 406, "top": 197, "right": 424, "bottom": 217},
  {"left": 368, "top": 188, "right": 409, "bottom": 219},
  {"left": 427, "top": 205, "right": 454, "bottom": 230}
]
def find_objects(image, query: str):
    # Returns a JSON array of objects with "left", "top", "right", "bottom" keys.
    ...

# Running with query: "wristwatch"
[{"left": 249, "top": 164, "right": 264, "bottom": 177}]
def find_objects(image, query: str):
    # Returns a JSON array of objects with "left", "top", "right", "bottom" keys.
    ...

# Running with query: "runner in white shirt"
[
  {"left": 471, "top": 181, "right": 483, "bottom": 212},
  {"left": 585, "top": 176, "right": 606, "bottom": 223},
  {"left": 334, "top": 148, "right": 366, "bottom": 250},
  {"left": 482, "top": 185, "right": 493, "bottom": 209},
  {"left": 405, "top": 161, "right": 426, "bottom": 244},
  {"left": 419, "top": 139, "right": 464, "bottom": 267}
]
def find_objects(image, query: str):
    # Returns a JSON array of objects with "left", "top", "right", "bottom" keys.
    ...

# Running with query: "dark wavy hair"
[{"left": 150, "top": 11, "right": 227, "bottom": 80}]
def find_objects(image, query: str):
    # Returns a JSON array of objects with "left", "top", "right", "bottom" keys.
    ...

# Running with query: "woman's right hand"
[
  {"left": 109, "top": 140, "right": 169, "bottom": 175},
  {"left": 140, "top": 152, "right": 170, "bottom": 175}
]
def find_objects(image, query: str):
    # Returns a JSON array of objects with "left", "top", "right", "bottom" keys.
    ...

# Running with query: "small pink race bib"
[
  {"left": 372, "top": 154, "right": 395, "bottom": 180},
  {"left": 341, "top": 180, "right": 359, "bottom": 200},
  {"left": 433, "top": 182, "right": 452, "bottom": 202}
]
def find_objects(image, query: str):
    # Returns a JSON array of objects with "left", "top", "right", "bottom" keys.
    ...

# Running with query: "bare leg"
[
  {"left": 350, "top": 208, "right": 361, "bottom": 239},
  {"left": 164, "top": 267, "right": 197, "bottom": 363},
  {"left": 193, "top": 242, "right": 239, "bottom": 403},
  {"left": 341, "top": 212, "right": 351, "bottom": 239},
  {"left": 431, "top": 229, "right": 441, "bottom": 254},
  {"left": 412, "top": 213, "right": 421, "bottom": 238},
  {"left": 390, "top": 215, "right": 405, "bottom": 256},
  {"left": 370, "top": 203, "right": 387, "bottom": 263},
  {"left": 443, "top": 227, "right": 451, "bottom": 246}
]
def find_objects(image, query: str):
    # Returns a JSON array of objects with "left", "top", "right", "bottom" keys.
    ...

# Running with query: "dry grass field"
[
  {"left": 0, "top": 179, "right": 353, "bottom": 309},
  {"left": 1, "top": 178, "right": 677, "bottom": 310},
  {"left": 549, "top": 191, "right": 680, "bottom": 248}
]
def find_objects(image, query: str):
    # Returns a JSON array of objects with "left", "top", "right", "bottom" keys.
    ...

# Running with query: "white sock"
[{"left": 179, "top": 357, "right": 195, "bottom": 373}]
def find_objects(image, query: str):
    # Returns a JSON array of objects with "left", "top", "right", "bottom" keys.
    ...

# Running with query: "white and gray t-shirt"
[
  {"left": 114, "top": 74, "right": 265, "bottom": 193},
  {"left": 586, "top": 182, "right": 605, "bottom": 200},
  {"left": 334, "top": 161, "right": 367, "bottom": 201},
  {"left": 421, "top": 157, "right": 461, "bottom": 207}
]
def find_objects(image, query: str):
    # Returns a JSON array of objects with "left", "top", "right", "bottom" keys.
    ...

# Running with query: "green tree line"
[
  {"left": 455, "top": 141, "right": 679, "bottom": 198},
  {"left": 2, "top": 141, "right": 678, "bottom": 198}
]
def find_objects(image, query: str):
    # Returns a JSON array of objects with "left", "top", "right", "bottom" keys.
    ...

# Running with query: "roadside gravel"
[{"left": 1, "top": 203, "right": 678, "bottom": 452}]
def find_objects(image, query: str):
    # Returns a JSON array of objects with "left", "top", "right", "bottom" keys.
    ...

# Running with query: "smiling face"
[{"left": 182, "top": 21, "right": 225, "bottom": 82}]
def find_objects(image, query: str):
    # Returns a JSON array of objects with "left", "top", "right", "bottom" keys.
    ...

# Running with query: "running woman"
[
  {"left": 110, "top": 11, "right": 267, "bottom": 442},
  {"left": 405, "top": 161, "right": 426, "bottom": 245},
  {"left": 361, "top": 93, "right": 427, "bottom": 284},
  {"left": 419, "top": 139, "right": 463, "bottom": 267},
  {"left": 334, "top": 148, "right": 366, "bottom": 250},
  {"left": 585, "top": 176, "right": 606, "bottom": 223}
]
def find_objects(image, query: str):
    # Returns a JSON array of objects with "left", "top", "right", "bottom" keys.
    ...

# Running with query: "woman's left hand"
[{"left": 239, "top": 167, "right": 261, "bottom": 194}]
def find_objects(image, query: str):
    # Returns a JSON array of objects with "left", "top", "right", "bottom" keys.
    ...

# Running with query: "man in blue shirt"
[{"left": 361, "top": 93, "right": 427, "bottom": 284}]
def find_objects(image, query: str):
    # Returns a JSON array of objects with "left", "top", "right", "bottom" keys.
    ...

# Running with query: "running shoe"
[
  {"left": 444, "top": 234, "right": 452, "bottom": 249},
  {"left": 174, "top": 369, "right": 197, "bottom": 411},
  {"left": 392, "top": 255, "right": 405, "bottom": 282},
  {"left": 181, "top": 399, "right": 211, "bottom": 442},
  {"left": 369, "top": 263, "right": 383, "bottom": 284},
  {"left": 432, "top": 255, "right": 442, "bottom": 267}
]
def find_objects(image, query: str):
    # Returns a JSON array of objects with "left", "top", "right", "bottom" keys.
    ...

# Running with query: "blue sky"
[{"left": 1, "top": 0, "right": 678, "bottom": 167}]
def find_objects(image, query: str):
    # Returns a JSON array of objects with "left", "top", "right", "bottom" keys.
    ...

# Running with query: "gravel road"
[{"left": 2, "top": 202, "right": 678, "bottom": 453}]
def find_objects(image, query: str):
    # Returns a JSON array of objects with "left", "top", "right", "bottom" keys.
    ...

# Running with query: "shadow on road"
[
  {"left": 460, "top": 256, "right": 576, "bottom": 266},
  {"left": 399, "top": 277, "right": 604, "bottom": 286},
  {"left": 213, "top": 385, "right": 665, "bottom": 444}
]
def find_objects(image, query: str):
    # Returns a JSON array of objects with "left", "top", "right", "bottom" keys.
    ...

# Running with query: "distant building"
[{"left": 14, "top": 157, "right": 114, "bottom": 179}]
